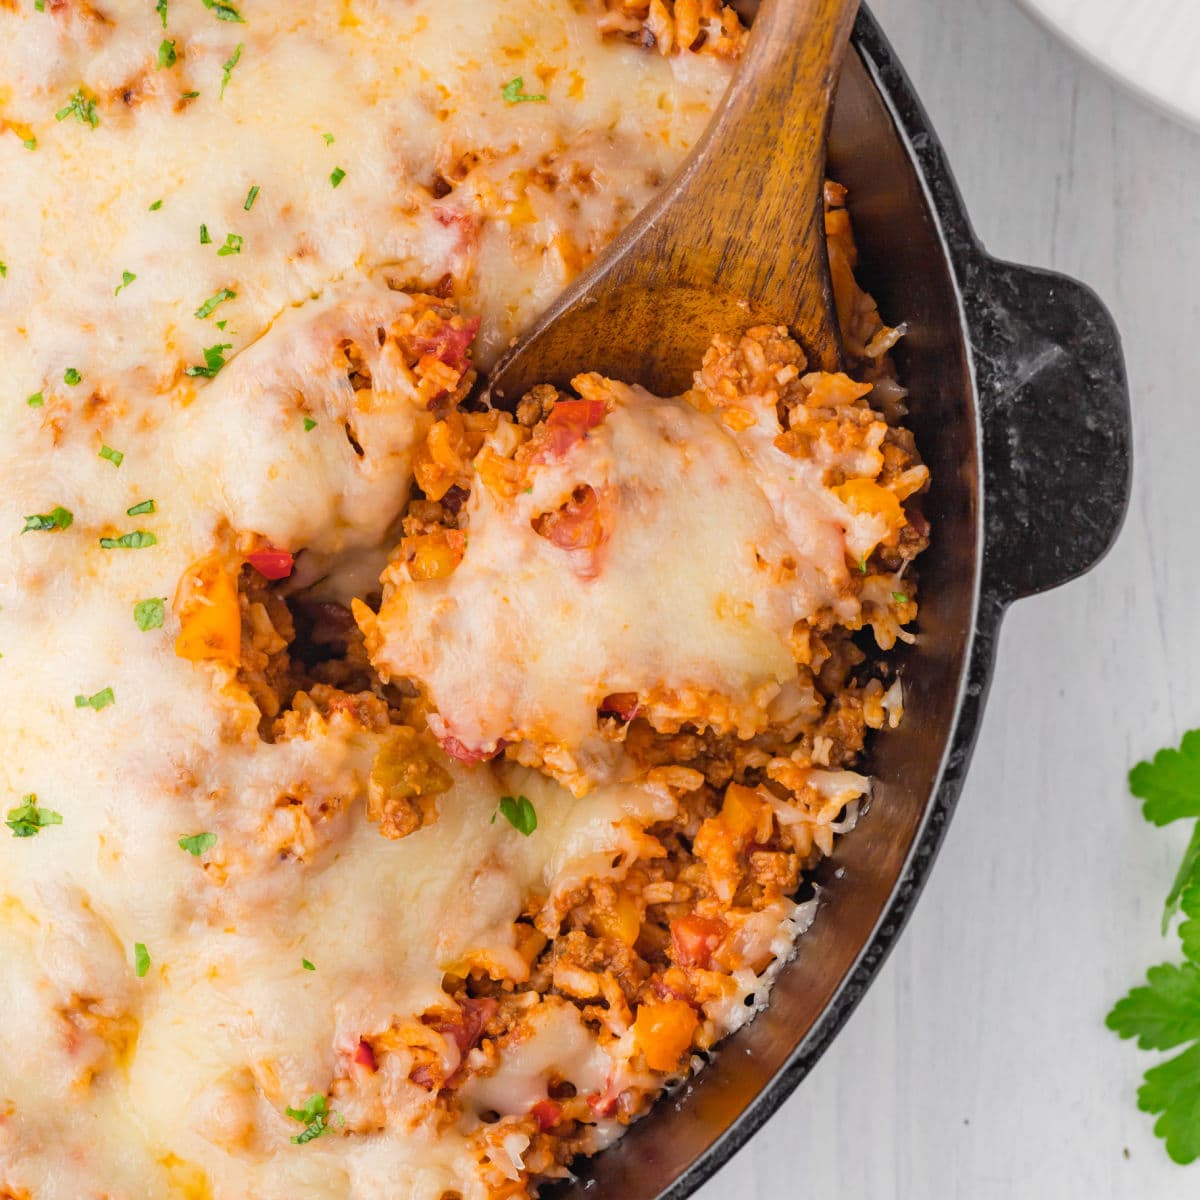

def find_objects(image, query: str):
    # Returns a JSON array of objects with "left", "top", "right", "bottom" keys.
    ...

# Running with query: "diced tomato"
[
  {"left": 599, "top": 692, "right": 640, "bottom": 722},
  {"left": 438, "top": 734, "right": 505, "bottom": 765},
  {"left": 354, "top": 1039, "right": 377, "bottom": 1072},
  {"left": 544, "top": 399, "right": 606, "bottom": 457},
  {"left": 245, "top": 547, "right": 294, "bottom": 581},
  {"left": 670, "top": 915, "right": 728, "bottom": 970},
  {"left": 426, "top": 996, "right": 499, "bottom": 1058},
  {"left": 412, "top": 315, "right": 481, "bottom": 373},
  {"left": 586, "top": 1090, "right": 619, "bottom": 1119},
  {"left": 532, "top": 484, "right": 610, "bottom": 553},
  {"left": 530, "top": 1099, "right": 563, "bottom": 1132}
]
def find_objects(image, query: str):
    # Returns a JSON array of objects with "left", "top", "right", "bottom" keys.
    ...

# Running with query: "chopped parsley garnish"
[
  {"left": 134, "top": 596, "right": 166, "bottom": 630},
  {"left": 126, "top": 498, "right": 156, "bottom": 516},
  {"left": 26, "top": 392, "right": 44, "bottom": 408},
  {"left": 5, "top": 796, "right": 62, "bottom": 838},
  {"left": 149, "top": 198, "right": 164, "bottom": 211},
  {"left": 303, "top": 417, "right": 317, "bottom": 432},
  {"left": 202, "top": 0, "right": 244, "bottom": 22},
  {"left": 55, "top": 88, "right": 99, "bottom": 129},
  {"left": 286, "top": 1094, "right": 332, "bottom": 1144},
  {"left": 194, "top": 287, "right": 236, "bottom": 319},
  {"left": 99, "top": 444, "right": 124, "bottom": 467},
  {"left": 64, "top": 367, "right": 82, "bottom": 386},
  {"left": 858, "top": 555, "right": 869, "bottom": 574},
  {"left": 302, "top": 958, "right": 315, "bottom": 971},
  {"left": 22, "top": 137, "right": 36, "bottom": 151},
  {"left": 156, "top": 0, "right": 168, "bottom": 28},
  {"left": 34, "top": 0, "right": 44, "bottom": 9},
  {"left": 181, "top": 90, "right": 200, "bottom": 100},
  {"left": 200, "top": 223, "right": 211, "bottom": 244},
  {"left": 114, "top": 270, "right": 136, "bottom": 296},
  {"left": 892, "top": 591, "right": 909, "bottom": 604},
  {"left": 134, "top": 942, "right": 151, "bottom": 978},
  {"left": 75, "top": 686, "right": 115, "bottom": 711},
  {"left": 215, "top": 319, "right": 228, "bottom": 330},
  {"left": 329, "top": 166, "right": 345, "bottom": 188},
  {"left": 1109, "top": 730, "right": 1200, "bottom": 1162},
  {"left": 216, "top": 232, "right": 243, "bottom": 256},
  {"left": 0, "top": 262, "right": 6, "bottom": 278},
  {"left": 157, "top": 38, "right": 177, "bottom": 69},
  {"left": 99, "top": 530, "right": 157, "bottom": 549},
  {"left": 21, "top": 506, "right": 73, "bottom": 533},
  {"left": 501, "top": 76, "right": 547, "bottom": 104},
  {"left": 322, "top": 132, "right": 335, "bottom": 145},
  {"left": 243, "top": 184, "right": 259, "bottom": 211},
  {"left": 491, "top": 793, "right": 537, "bottom": 837},
  {"left": 184, "top": 342, "right": 232, "bottom": 378},
  {"left": 178, "top": 831, "right": 217, "bottom": 856},
  {"left": 220, "top": 43, "right": 243, "bottom": 97}
]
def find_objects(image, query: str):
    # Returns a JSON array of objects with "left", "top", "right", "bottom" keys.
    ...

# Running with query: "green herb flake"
[
  {"left": 149, "top": 198, "right": 164, "bottom": 211},
  {"left": 329, "top": 166, "right": 345, "bottom": 188},
  {"left": 286, "top": 1094, "right": 332, "bottom": 1144},
  {"left": 22, "top": 136, "right": 37, "bottom": 151},
  {"left": 21, "top": 506, "right": 73, "bottom": 534},
  {"left": 243, "top": 184, "right": 259, "bottom": 211},
  {"left": 0, "top": 262, "right": 6, "bottom": 279},
  {"left": 126, "top": 498, "right": 156, "bottom": 516},
  {"left": 892, "top": 591, "right": 909, "bottom": 604},
  {"left": 114, "top": 270, "right": 136, "bottom": 297},
  {"left": 184, "top": 342, "right": 232, "bottom": 379},
  {"left": 501, "top": 76, "right": 547, "bottom": 105},
  {"left": 178, "top": 831, "right": 217, "bottom": 856},
  {"left": 199, "top": 223, "right": 211, "bottom": 245},
  {"left": 64, "top": 367, "right": 82, "bottom": 386},
  {"left": 34, "top": 0, "right": 45, "bottom": 10},
  {"left": 303, "top": 417, "right": 317, "bottom": 432},
  {"left": 215, "top": 319, "right": 227, "bottom": 330},
  {"left": 134, "top": 596, "right": 166, "bottom": 630},
  {"left": 181, "top": 90, "right": 200, "bottom": 100},
  {"left": 134, "top": 942, "right": 151, "bottom": 978},
  {"left": 302, "top": 958, "right": 315, "bottom": 971},
  {"left": 99, "top": 444, "right": 124, "bottom": 467},
  {"left": 74, "top": 686, "right": 115, "bottom": 711},
  {"left": 194, "top": 287, "right": 236, "bottom": 319},
  {"left": 156, "top": 0, "right": 168, "bottom": 28},
  {"left": 99, "top": 530, "right": 157, "bottom": 549},
  {"left": 157, "top": 38, "right": 177, "bottom": 69},
  {"left": 492, "top": 793, "right": 537, "bottom": 837},
  {"left": 322, "top": 132, "right": 334, "bottom": 145},
  {"left": 55, "top": 88, "right": 99, "bottom": 129},
  {"left": 216, "top": 232, "right": 243, "bottom": 256},
  {"left": 5, "top": 795, "right": 62, "bottom": 838},
  {"left": 219, "top": 42, "right": 243, "bottom": 98},
  {"left": 202, "top": 0, "right": 244, "bottom": 22},
  {"left": 26, "top": 392, "right": 44, "bottom": 408}
]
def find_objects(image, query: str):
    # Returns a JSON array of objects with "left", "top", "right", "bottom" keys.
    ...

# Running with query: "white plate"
[{"left": 1016, "top": 0, "right": 1200, "bottom": 129}]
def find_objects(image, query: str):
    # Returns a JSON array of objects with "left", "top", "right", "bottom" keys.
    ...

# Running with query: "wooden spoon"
[{"left": 486, "top": 0, "right": 860, "bottom": 406}]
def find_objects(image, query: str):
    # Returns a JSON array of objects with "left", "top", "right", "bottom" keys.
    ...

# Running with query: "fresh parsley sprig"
[
  {"left": 1109, "top": 730, "right": 1200, "bottom": 1163},
  {"left": 490, "top": 793, "right": 537, "bottom": 836}
]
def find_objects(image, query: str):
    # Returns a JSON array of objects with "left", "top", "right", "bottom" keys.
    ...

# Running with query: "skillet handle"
[{"left": 964, "top": 255, "right": 1132, "bottom": 604}]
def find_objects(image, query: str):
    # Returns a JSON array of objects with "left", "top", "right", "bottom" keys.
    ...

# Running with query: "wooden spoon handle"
[{"left": 612, "top": 0, "right": 860, "bottom": 368}]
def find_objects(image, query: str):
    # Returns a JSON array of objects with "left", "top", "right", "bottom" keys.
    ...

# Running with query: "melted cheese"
[
  {"left": 367, "top": 378, "right": 861, "bottom": 794},
  {"left": 0, "top": 2, "right": 736, "bottom": 1196}
]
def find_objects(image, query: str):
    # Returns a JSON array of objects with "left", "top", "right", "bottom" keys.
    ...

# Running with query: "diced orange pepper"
[
  {"left": 593, "top": 892, "right": 642, "bottom": 947},
  {"left": 720, "top": 783, "right": 767, "bottom": 841},
  {"left": 174, "top": 555, "right": 240, "bottom": 666},
  {"left": 832, "top": 478, "right": 906, "bottom": 530},
  {"left": 633, "top": 999, "right": 699, "bottom": 1073},
  {"left": 403, "top": 530, "right": 466, "bottom": 582}
]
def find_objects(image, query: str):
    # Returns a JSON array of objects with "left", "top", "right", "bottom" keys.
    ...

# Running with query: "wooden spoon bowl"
[{"left": 486, "top": 0, "right": 861, "bottom": 404}]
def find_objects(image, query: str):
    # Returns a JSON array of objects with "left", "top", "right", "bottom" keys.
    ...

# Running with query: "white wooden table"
[{"left": 698, "top": 0, "right": 1199, "bottom": 1195}]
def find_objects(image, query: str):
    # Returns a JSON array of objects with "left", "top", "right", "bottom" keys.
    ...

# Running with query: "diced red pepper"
[
  {"left": 530, "top": 1099, "right": 563, "bottom": 1131},
  {"left": 426, "top": 996, "right": 499, "bottom": 1058},
  {"left": 438, "top": 734, "right": 505, "bottom": 765},
  {"left": 670, "top": 915, "right": 728, "bottom": 970},
  {"left": 245, "top": 547, "right": 294, "bottom": 581},
  {"left": 586, "top": 1087, "right": 620, "bottom": 1119},
  {"left": 544, "top": 399, "right": 606, "bottom": 457},
  {"left": 354, "top": 1039, "right": 377, "bottom": 1072}
]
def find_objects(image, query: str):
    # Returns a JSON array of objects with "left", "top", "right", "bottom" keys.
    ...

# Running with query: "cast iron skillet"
[{"left": 546, "top": 5, "right": 1132, "bottom": 1197}]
